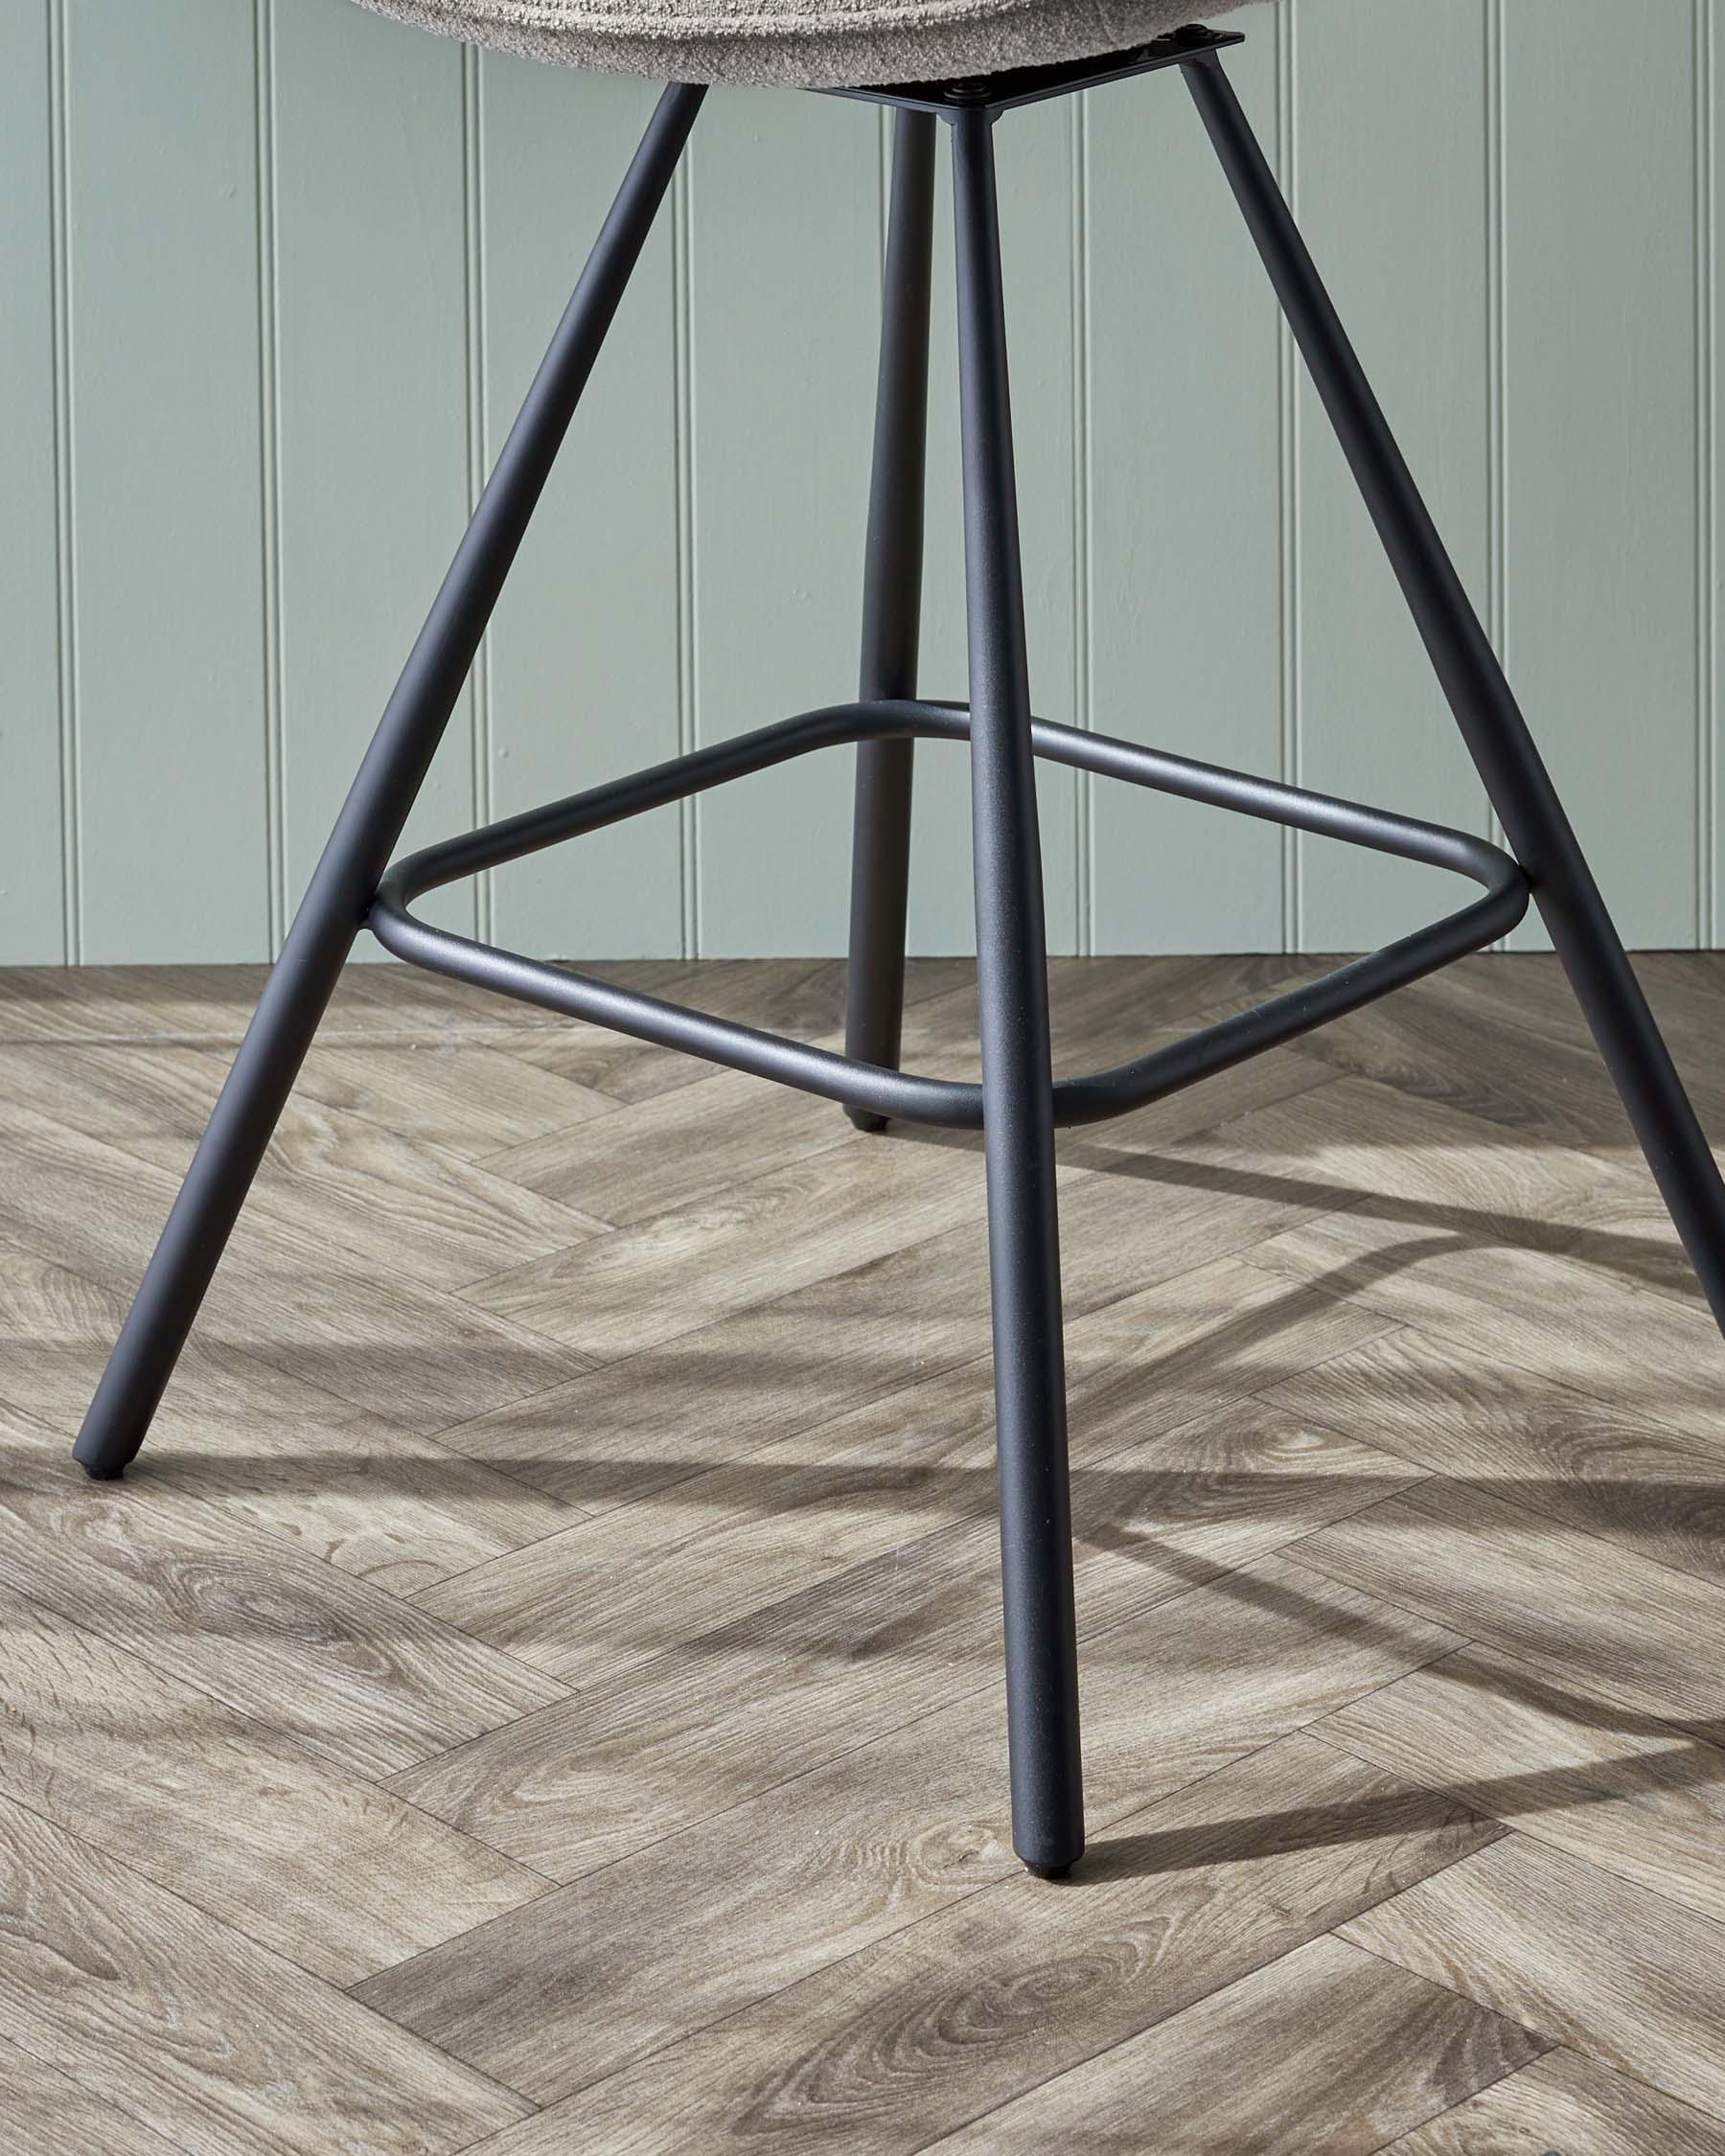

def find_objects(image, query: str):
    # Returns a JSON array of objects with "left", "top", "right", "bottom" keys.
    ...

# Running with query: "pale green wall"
[{"left": 3, "top": 0, "right": 1717, "bottom": 962}]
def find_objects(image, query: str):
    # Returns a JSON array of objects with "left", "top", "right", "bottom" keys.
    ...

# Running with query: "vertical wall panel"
[
  {"left": 1087, "top": 6, "right": 1285, "bottom": 955},
  {"left": 0, "top": 2, "right": 65, "bottom": 961},
  {"left": 63, "top": 0, "right": 267, "bottom": 961},
  {"left": 1292, "top": 0, "right": 1491, "bottom": 949},
  {"left": 272, "top": 0, "right": 474, "bottom": 948},
  {"left": 480, "top": 59, "right": 682, "bottom": 961},
  {"left": 1710, "top": 0, "right": 1723, "bottom": 946},
  {"left": 1501, "top": 0, "right": 1700, "bottom": 951},
  {"left": 688, "top": 91, "right": 882, "bottom": 958},
  {"left": 911, "top": 103, "right": 1082, "bottom": 957}
]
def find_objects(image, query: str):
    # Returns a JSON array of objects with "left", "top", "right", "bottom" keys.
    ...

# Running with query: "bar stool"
[{"left": 71, "top": 1, "right": 1725, "bottom": 1884}]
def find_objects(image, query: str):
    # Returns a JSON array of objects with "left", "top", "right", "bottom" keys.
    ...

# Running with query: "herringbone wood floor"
[{"left": 4, "top": 952, "right": 1725, "bottom": 2152}]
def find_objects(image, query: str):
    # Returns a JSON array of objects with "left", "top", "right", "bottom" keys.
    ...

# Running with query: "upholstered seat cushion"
[{"left": 352, "top": 1, "right": 1254, "bottom": 89}]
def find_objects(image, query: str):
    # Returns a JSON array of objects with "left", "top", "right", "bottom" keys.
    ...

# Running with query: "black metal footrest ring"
[{"left": 366, "top": 698, "right": 1529, "bottom": 1131}]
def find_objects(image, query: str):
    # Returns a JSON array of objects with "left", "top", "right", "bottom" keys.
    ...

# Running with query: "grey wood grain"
[
  {"left": 1383, "top": 2049, "right": 1725, "bottom": 2155},
  {"left": 0, "top": 1427, "right": 568, "bottom": 1780},
  {"left": 0, "top": 1790, "right": 532, "bottom": 2154},
  {"left": 356, "top": 1568, "right": 1464, "bottom": 2100},
  {"left": 931, "top": 1936, "right": 1547, "bottom": 2154},
  {"left": 1344, "top": 1834, "right": 1725, "bottom": 2123},
  {"left": 443, "top": 1736, "right": 1505, "bottom": 2144},
  {"left": 0, "top": 1583, "right": 549, "bottom": 1985},
  {"left": 2, "top": 955, "right": 1723, "bottom": 2149}
]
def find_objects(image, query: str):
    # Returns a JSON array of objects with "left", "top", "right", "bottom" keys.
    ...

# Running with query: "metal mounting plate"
[{"left": 830, "top": 24, "right": 1243, "bottom": 119}]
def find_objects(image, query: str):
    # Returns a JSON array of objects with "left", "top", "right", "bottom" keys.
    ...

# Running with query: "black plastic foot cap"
[
  {"left": 80, "top": 1458, "right": 126, "bottom": 1482},
  {"left": 1024, "top": 1860, "right": 1073, "bottom": 1881}
]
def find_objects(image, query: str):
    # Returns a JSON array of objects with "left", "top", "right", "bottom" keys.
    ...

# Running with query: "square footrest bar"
[{"left": 366, "top": 699, "right": 1530, "bottom": 1130}]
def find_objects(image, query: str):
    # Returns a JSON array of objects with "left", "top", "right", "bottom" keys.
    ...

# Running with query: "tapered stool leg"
[
  {"left": 1188, "top": 55, "right": 1725, "bottom": 1346},
  {"left": 952, "top": 103, "right": 1085, "bottom": 1877},
  {"left": 72, "top": 83, "right": 704, "bottom": 1480},
  {"left": 843, "top": 110, "right": 937, "bottom": 1132}
]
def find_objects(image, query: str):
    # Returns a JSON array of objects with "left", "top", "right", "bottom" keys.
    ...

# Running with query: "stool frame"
[{"left": 71, "top": 28, "right": 1725, "bottom": 1881}]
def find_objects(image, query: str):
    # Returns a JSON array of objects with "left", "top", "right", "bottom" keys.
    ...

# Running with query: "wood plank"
[
  {"left": 1383, "top": 2048, "right": 1725, "bottom": 2155},
  {"left": 415, "top": 1250, "right": 1397, "bottom": 1682},
  {"left": 0, "top": 1421, "right": 567, "bottom": 1781},
  {"left": 0, "top": 1582, "right": 547, "bottom": 1985},
  {"left": 0, "top": 1041, "right": 610, "bottom": 1292},
  {"left": 387, "top": 1381, "right": 1431, "bottom": 1873},
  {"left": 428, "top": 1167, "right": 1364, "bottom": 1514},
  {"left": 485, "top": 987, "right": 1332, "bottom": 1235},
  {"left": 0, "top": 1243, "right": 586, "bottom": 1595},
  {"left": 1342, "top": 1834, "right": 1725, "bottom": 2124},
  {"left": 1636, "top": 953, "right": 1725, "bottom": 1063},
  {"left": 1261, "top": 1325, "right": 1725, "bottom": 1594},
  {"left": 480, "top": 1060, "right": 855, "bottom": 1227},
  {"left": 930, "top": 1935, "right": 1545, "bottom": 2154},
  {"left": 360, "top": 1561, "right": 1464, "bottom": 2103},
  {"left": 1252, "top": 1209, "right": 1721, "bottom": 1416},
  {"left": 0, "top": 1093, "right": 589, "bottom": 1432},
  {"left": 0, "top": 2036, "right": 183, "bottom": 2156},
  {"left": 0, "top": 1039, "right": 226, "bottom": 1143},
  {"left": 1224, "top": 1080, "right": 1725, "bottom": 1399},
  {"left": 0, "top": 962, "right": 557, "bottom": 1048},
  {"left": 410, "top": 1732, "right": 1499, "bottom": 2132},
  {"left": 426, "top": 1224, "right": 1008, "bottom": 1504},
  {"left": 894, "top": 954, "right": 1334, "bottom": 1062},
  {"left": 195, "top": 1244, "right": 592, "bottom": 1436},
  {"left": 1289, "top": 1476, "right": 1725, "bottom": 1730},
  {"left": 1162, "top": 1067, "right": 1659, "bottom": 1239},
  {"left": 1290, "top": 968, "right": 1725, "bottom": 1158},
  {"left": 0, "top": 1790, "right": 531, "bottom": 2153},
  {"left": 460, "top": 1134, "right": 1002, "bottom": 1356},
  {"left": 125, "top": 1105, "right": 610, "bottom": 1296},
  {"left": 290, "top": 1039, "right": 617, "bottom": 1161},
  {"left": 1158, "top": 1061, "right": 1722, "bottom": 1358},
  {"left": 1453, "top": 950, "right": 1725, "bottom": 1077},
  {"left": 1316, "top": 1640, "right": 1725, "bottom": 1935},
  {"left": 502, "top": 958, "right": 864, "bottom": 1104},
  {"left": 460, "top": 1049, "right": 1347, "bottom": 1361}
]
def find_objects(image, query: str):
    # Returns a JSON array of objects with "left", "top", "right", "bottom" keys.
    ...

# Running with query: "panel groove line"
[
  {"left": 675, "top": 146, "right": 698, "bottom": 961},
  {"left": 1484, "top": 0, "right": 1506, "bottom": 875},
  {"left": 1277, "top": 0, "right": 1300, "bottom": 954},
  {"left": 51, "top": 0, "right": 78, "bottom": 962},
  {"left": 1699, "top": 0, "right": 1717, "bottom": 946},
  {"left": 465, "top": 42, "right": 495, "bottom": 948},
  {"left": 0, "top": 0, "right": 71, "bottom": 961},
  {"left": 1071, "top": 88, "right": 1094, "bottom": 956},
  {"left": 1714, "top": 0, "right": 1725, "bottom": 945},
  {"left": 254, "top": 0, "right": 287, "bottom": 952}
]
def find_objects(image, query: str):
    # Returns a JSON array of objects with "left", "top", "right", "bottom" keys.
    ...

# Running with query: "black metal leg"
[
  {"left": 843, "top": 110, "right": 937, "bottom": 1132},
  {"left": 72, "top": 83, "right": 705, "bottom": 1480},
  {"left": 952, "top": 103, "right": 1085, "bottom": 1878},
  {"left": 1187, "top": 55, "right": 1725, "bottom": 1345}
]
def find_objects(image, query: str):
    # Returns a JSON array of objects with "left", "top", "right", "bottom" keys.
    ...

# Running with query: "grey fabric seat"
[{"left": 352, "top": 0, "right": 1254, "bottom": 89}]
